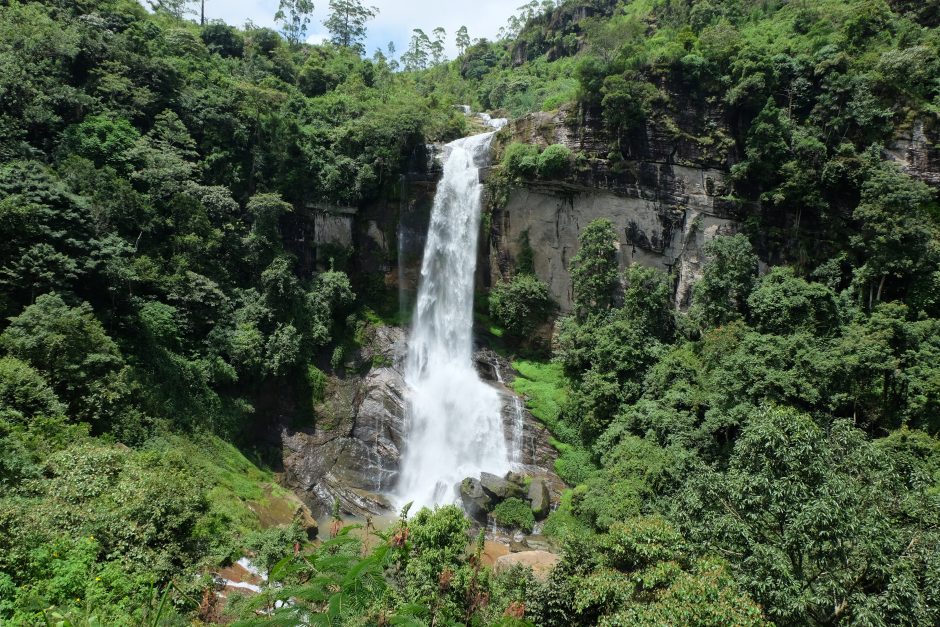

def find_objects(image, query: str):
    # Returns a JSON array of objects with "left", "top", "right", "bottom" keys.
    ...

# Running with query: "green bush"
[
  {"left": 246, "top": 523, "right": 306, "bottom": 573},
  {"left": 489, "top": 273, "right": 554, "bottom": 338},
  {"left": 0, "top": 356, "right": 64, "bottom": 423},
  {"left": 492, "top": 498, "right": 536, "bottom": 532},
  {"left": 502, "top": 143, "right": 573, "bottom": 180},
  {"left": 330, "top": 345, "right": 345, "bottom": 370},
  {"left": 201, "top": 21, "right": 245, "bottom": 57},
  {"left": 541, "top": 490, "right": 594, "bottom": 540},
  {"left": 537, "top": 144, "right": 572, "bottom": 179},
  {"left": 0, "top": 294, "right": 125, "bottom": 428},
  {"left": 307, "top": 365, "right": 328, "bottom": 404},
  {"left": 401, "top": 505, "right": 474, "bottom": 623},
  {"left": 553, "top": 443, "right": 598, "bottom": 486},
  {"left": 746, "top": 266, "right": 840, "bottom": 334},
  {"left": 574, "top": 435, "right": 684, "bottom": 531},
  {"left": 63, "top": 115, "right": 140, "bottom": 172},
  {"left": 502, "top": 142, "right": 540, "bottom": 179},
  {"left": 527, "top": 517, "right": 765, "bottom": 626}
]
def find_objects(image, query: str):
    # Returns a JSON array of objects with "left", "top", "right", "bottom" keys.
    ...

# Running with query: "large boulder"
[
  {"left": 528, "top": 478, "right": 551, "bottom": 520},
  {"left": 493, "top": 550, "right": 560, "bottom": 581},
  {"left": 460, "top": 477, "right": 492, "bottom": 521},
  {"left": 480, "top": 472, "right": 524, "bottom": 500}
]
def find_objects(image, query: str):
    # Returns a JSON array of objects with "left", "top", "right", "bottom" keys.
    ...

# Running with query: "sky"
[{"left": 187, "top": 0, "right": 520, "bottom": 58}]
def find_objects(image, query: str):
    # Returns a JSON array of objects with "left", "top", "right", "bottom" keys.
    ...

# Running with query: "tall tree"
[
  {"left": 323, "top": 0, "right": 378, "bottom": 53},
  {"left": 0, "top": 294, "right": 125, "bottom": 428},
  {"left": 456, "top": 25, "right": 470, "bottom": 56},
  {"left": 275, "top": 0, "right": 315, "bottom": 46},
  {"left": 851, "top": 159, "right": 936, "bottom": 308},
  {"left": 679, "top": 408, "right": 940, "bottom": 625},
  {"left": 569, "top": 219, "right": 620, "bottom": 320},
  {"left": 430, "top": 27, "right": 447, "bottom": 65},
  {"left": 147, "top": 0, "right": 191, "bottom": 18},
  {"left": 387, "top": 40, "right": 399, "bottom": 71},
  {"left": 402, "top": 29, "right": 430, "bottom": 70},
  {"left": 691, "top": 234, "right": 759, "bottom": 328}
]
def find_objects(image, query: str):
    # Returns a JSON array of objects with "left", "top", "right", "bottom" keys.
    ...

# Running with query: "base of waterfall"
[
  {"left": 276, "top": 324, "right": 564, "bottom": 520},
  {"left": 392, "top": 360, "right": 510, "bottom": 511}
]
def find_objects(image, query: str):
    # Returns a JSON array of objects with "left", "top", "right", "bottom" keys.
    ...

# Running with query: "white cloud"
[{"left": 193, "top": 0, "right": 518, "bottom": 57}]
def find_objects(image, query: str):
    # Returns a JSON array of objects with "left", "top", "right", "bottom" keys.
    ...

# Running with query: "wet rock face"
[
  {"left": 480, "top": 472, "right": 524, "bottom": 500},
  {"left": 887, "top": 118, "right": 940, "bottom": 186},
  {"left": 280, "top": 326, "right": 407, "bottom": 518},
  {"left": 461, "top": 469, "right": 559, "bottom": 529},
  {"left": 281, "top": 328, "right": 567, "bottom": 520}
]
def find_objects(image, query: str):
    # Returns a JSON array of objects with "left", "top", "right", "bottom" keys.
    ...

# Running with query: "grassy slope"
[{"left": 144, "top": 433, "right": 305, "bottom": 538}]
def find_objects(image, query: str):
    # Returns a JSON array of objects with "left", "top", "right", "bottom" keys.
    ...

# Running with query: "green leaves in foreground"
[
  {"left": 527, "top": 517, "right": 766, "bottom": 626},
  {"left": 233, "top": 529, "right": 393, "bottom": 626}
]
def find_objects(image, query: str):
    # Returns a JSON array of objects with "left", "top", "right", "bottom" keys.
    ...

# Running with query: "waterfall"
[
  {"left": 509, "top": 395, "right": 526, "bottom": 465},
  {"left": 394, "top": 131, "right": 510, "bottom": 510},
  {"left": 494, "top": 362, "right": 526, "bottom": 467}
]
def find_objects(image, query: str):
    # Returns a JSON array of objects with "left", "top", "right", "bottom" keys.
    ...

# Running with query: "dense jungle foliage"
[{"left": 1, "top": 0, "right": 939, "bottom": 624}]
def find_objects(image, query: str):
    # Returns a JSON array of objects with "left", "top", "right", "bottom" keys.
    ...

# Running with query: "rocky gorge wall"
[
  {"left": 488, "top": 175, "right": 740, "bottom": 311},
  {"left": 481, "top": 94, "right": 940, "bottom": 312},
  {"left": 278, "top": 325, "right": 562, "bottom": 518},
  {"left": 484, "top": 104, "right": 745, "bottom": 311}
]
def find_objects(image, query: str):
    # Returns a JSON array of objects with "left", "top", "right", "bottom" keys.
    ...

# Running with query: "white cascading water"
[{"left": 395, "top": 131, "right": 511, "bottom": 510}]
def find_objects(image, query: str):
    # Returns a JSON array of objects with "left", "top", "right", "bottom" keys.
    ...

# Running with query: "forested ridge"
[{"left": 1, "top": 0, "right": 939, "bottom": 625}]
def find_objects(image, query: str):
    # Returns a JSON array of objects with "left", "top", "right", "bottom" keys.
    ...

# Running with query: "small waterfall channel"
[{"left": 394, "top": 126, "right": 514, "bottom": 510}]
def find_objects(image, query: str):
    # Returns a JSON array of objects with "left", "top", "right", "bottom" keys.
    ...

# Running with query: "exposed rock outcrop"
[
  {"left": 281, "top": 326, "right": 407, "bottom": 518},
  {"left": 460, "top": 477, "right": 492, "bottom": 521},
  {"left": 480, "top": 472, "right": 524, "bottom": 500},
  {"left": 887, "top": 118, "right": 940, "bottom": 186},
  {"left": 485, "top": 105, "right": 742, "bottom": 311},
  {"left": 528, "top": 479, "right": 551, "bottom": 520},
  {"left": 490, "top": 186, "right": 740, "bottom": 310}
]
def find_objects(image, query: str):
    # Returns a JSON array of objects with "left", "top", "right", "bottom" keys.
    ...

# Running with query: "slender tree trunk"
[
  {"left": 200, "top": 0, "right": 205, "bottom": 25},
  {"left": 876, "top": 274, "right": 887, "bottom": 302}
]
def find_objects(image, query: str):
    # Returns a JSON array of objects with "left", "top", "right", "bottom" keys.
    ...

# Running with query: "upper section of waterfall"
[{"left": 406, "top": 131, "right": 497, "bottom": 378}]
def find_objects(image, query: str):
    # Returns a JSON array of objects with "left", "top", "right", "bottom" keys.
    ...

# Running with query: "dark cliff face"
[
  {"left": 510, "top": 0, "right": 622, "bottom": 65},
  {"left": 294, "top": 142, "right": 443, "bottom": 313}
]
